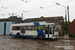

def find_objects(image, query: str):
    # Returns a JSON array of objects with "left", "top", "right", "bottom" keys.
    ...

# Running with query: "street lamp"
[{"left": 55, "top": 2, "right": 70, "bottom": 36}]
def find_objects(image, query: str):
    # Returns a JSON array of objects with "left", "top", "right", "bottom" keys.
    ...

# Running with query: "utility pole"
[
  {"left": 12, "top": 13, "right": 14, "bottom": 16},
  {"left": 21, "top": 13, "right": 23, "bottom": 18},
  {"left": 21, "top": 13, "right": 23, "bottom": 23},
  {"left": 65, "top": 10, "right": 67, "bottom": 35},
  {"left": 67, "top": 6, "right": 70, "bottom": 36}
]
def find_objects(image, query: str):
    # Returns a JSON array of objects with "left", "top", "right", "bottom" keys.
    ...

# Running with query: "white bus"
[{"left": 10, "top": 22, "right": 59, "bottom": 39}]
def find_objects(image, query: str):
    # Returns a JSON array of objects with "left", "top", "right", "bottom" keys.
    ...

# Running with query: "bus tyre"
[
  {"left": 16, "top": 34, "right": 20, "bottom": 38},
  {"left": 38, "top": 34, "right": 43, "bottom": 40}
]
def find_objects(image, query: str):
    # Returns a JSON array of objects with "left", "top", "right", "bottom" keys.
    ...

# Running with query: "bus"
[{"left": 10, "top": 22, "right": 59, "bottom": 39}]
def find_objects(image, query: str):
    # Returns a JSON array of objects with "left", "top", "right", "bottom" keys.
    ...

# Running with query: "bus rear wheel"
[
  {"left": 16, "top": 33, "right": 20, "bottom": 38},
  {"left": 38, "top": 34, "right": 43, "bottom": 40}
]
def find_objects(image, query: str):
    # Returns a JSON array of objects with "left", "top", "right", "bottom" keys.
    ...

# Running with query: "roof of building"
[
  {"left": 24, "top": 16, "right": 64, "bottom": 22},
  {"left": 0, "top": 16, "right": 64, "bottom": 23},
  {"left": 70, "top": 19, "right": 75, "bottom": 25},
  {"left": 0, "top": 18, "right": 22, "bottom": 23}
]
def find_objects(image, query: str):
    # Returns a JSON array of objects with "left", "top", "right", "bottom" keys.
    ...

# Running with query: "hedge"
[{"left": 69, "top": 33, "right": 75, "bottom": 37}]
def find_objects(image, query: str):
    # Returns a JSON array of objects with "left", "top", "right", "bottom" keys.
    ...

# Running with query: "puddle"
[
  {"left": 42, "top": 44, "right": 49, "bottom": 46},
  {"left": 22, "top": 41, "right": 35, "bottom": 44},
  {"left": 55, "top": 45, "right": 74, "bottom": 50}
]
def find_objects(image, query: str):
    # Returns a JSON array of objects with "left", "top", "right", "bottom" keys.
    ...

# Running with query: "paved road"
[{"left": 0, "top": 36, "right": 75, "bottom": 50}]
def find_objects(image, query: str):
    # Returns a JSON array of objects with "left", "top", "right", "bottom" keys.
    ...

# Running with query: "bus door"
[
  {"left": 45, "top": 26, "right": 53, "bottom": 38},
  {"left": 20, "top": 27, "right": 25, "bottom": 35}
]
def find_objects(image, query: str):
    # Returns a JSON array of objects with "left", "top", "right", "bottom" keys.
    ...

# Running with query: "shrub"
[{"left": 69, "top": 33, "right": 75, "bottom": 37}]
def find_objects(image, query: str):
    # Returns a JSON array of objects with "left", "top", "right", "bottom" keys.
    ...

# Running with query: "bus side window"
[
  {"left": 38, "top": 25, "right": 44, "bottom": 30},
  {"left": 12, "top": 26, "right": 20, "bottom": 30},
  {"left": 32, "top": 26, "right": 37, "bottom": 30},
  {"left": 34, "top": 26, "right": 37, "bottom": 30},
  {"left": 25, "top": 26, "right": 37, "bottom": 30}
]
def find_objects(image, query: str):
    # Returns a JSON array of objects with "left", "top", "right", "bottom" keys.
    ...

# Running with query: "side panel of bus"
[{"left": 26, "top": 30, "right": 38, "bottom": 36}]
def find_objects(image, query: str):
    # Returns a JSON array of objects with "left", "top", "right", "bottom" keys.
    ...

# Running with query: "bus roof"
[{"left": 11, "top": 22, "right": 55, "bottom": 26}]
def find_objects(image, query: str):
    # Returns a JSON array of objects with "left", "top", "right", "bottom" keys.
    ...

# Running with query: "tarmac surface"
[{"left": 0, "top": 36, "right": 75, "bottom": 50}]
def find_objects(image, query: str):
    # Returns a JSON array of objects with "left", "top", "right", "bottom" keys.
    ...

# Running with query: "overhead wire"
[
  {"left": 0, "top": 0, "right": 63, "bottom": 15},
  {"left": 52, "top": 0, "right": 75, "bottom": 8},
  {"left": 5, "top": 0, "right": 29, "bottom": 8},
  {"left": 1, "top": 0, "right": 74, "bottom": 10},
  {"left": 0, "top": 0, "right": 30, "bottom": 16},
  {"left": 1, "top": 0, "right": 30, "bottom": 12},
  {"left": 6, "top": 0, "right": 22, "bottom": 7},
  {"left": 27, "top": 1, "right": 44, "bottom": 9},
  {"left": 0, "top": 0, "right": 51, "bottom": 13},
  {"left": 1, "top": 0, "right": 75, "bottom": 16},
  {"left": 1, "top": 0, "right": 45, "bottom": 16},
  {"left": 22, "top": 0, "right": 75, "bottom": 14}
]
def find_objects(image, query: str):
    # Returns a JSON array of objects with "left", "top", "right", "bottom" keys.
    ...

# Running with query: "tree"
[
  {"left": 9, "top": 16, "right": 18, "bottom": 18},
  {"left": 40, "top": 16, "right": 44, "bottom": 18},
  {"left": 64, "top": 21, "right": 71, "bottom": 34},
  {"left": 9, "top": 16, "right": 24, "bottom": 23}
]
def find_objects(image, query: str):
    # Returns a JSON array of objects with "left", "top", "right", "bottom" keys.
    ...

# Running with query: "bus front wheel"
[{"left": 38, "top": 34, "right": 43, "bottom": 40}]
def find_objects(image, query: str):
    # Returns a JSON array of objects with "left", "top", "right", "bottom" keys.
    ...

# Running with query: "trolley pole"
[{"left": 12, "top": 13, "right": 14, "bottom": 16}]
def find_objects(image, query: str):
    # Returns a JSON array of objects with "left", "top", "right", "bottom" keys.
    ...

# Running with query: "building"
[
  {"left": 25, "top": 16, "right": 64, "bottom": 36},
  {"left": 70, "top": 19, "right": 75, "bottom": 34},
  {"left": 0, "top": 18, "right": 22, "bottom": 35}
]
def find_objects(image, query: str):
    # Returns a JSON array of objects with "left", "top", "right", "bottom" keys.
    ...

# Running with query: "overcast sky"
[{"left": 0, "top": 0, "right": 75, "bottom": 21}]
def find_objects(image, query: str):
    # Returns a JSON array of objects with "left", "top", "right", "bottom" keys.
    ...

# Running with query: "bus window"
[
  {"left": 25, "top": 26, "right": 37, "bottom": 30},
  {"left": 32, "top": 26, "right": 37, "bottom": 30},
  {"left": 45, "top": 27, "right": 52, "bottom": 34},
  {"left": 38, "top": 25, "right": 44, "bottom": 30},
  {"left": 25, "top": 26, "right": 32, "bottom": 30},
  {"left": 45, "top": 27, "right": 48, "bottom": 34},
  {"left": 12, "top": 26, "right": 20, "bottom": 30}
]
